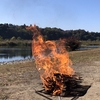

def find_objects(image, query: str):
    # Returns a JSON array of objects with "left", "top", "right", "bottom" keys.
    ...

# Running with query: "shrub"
[{"left": 65, "top": 37, "right": 81, "bottom": 51}]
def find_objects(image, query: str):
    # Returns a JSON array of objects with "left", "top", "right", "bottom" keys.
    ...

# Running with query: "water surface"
[
  {"left": 0, "top": 46, "right": 32, "bottom": 62},
  {"left": 0, "top": 45, "right": 100, "bottom": 63}
]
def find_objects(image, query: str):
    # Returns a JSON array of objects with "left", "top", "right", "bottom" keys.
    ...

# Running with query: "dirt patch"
[{"left": 0, "top": 60, "right": 100, "bottom": 100}]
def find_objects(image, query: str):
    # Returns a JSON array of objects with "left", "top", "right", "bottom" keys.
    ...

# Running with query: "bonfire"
[{"left": 26, "top": 25, "right": 88, "bottom": 97}]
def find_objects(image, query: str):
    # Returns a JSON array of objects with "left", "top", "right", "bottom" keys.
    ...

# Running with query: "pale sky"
[{"left": 0, "top": 0, "right": 100, "bottom": 32}]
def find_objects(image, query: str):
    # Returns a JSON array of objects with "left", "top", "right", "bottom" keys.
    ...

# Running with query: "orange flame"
[{"left": 27, "top": 25, "right": 74, "bottom": 95}]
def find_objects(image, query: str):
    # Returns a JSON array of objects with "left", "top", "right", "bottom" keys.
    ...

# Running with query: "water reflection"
[{"left": 0, "top": 47, "right": 32, "bottom": 62}]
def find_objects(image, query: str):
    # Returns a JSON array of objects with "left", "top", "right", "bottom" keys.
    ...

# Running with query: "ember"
[{"left": 26, "top": 25, "right": 87, "bottom": 96}]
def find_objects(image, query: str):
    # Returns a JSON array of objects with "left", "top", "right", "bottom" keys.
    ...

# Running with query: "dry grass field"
[{"left": 0, "top": 48, "right": 100, "bottom": 100}]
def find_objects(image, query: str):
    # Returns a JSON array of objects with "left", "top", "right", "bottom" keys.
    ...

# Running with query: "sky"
[{"left": 0, "top": 0, "right": 100, "bottom": 32}]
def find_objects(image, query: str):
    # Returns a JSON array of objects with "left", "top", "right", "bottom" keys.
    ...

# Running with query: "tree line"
[
  {"left": 0, "top": 23, "right": 33, "bottom": 40},
  {"left": 0, "top": 23, "right": 100, "bottom": 41}
]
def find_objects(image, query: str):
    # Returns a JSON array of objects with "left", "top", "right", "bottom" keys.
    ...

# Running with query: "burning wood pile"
[
  {"left": 43, "top": 73, "right": 83, "bottom": 96},
  {"left": 27, "top": 25, "right": 90, "bottom": 97}
]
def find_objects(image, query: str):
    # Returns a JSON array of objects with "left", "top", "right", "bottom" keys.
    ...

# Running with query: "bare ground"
[{"left": 0, "top": 60, "right": 100, "bottom": 100}]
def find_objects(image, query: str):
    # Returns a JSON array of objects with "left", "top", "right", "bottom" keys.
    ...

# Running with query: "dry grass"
[
  {"left": 0, "top": 48, "right": 100, "bottom": 99},
  {"left": 69, "top": 48, "right": 100, "bottom": 64},
  {"left": 0, "top": 61, "right": 40, "bottom": 99},
  {"left": 0, "top": 61, "right": 37, "bottom": 86}
]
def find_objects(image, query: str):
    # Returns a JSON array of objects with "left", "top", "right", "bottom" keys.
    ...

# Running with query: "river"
[
  {"left": 0, "top": 45, "right": 100, "bottom": 63},
  {"left": 0, "top": 46, "right": 32, "bottom": 63}
]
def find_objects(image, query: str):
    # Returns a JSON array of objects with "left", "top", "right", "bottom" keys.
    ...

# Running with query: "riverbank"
[
  {"left": 0, "top": 58, "right": 33, "bottom": 65},
  {"left": 0, "top": 48, "right": 100, "bottom": 99},
  {"left": 0, "top": 40, "right": 31, "bottom": 46}
]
